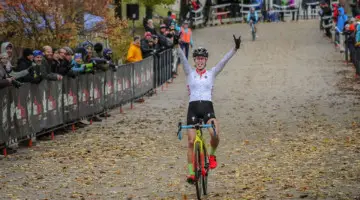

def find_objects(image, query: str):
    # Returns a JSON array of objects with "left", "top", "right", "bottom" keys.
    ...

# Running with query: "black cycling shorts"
[{"left": 187, "top": 100, "right": 216, "bottom": 125}]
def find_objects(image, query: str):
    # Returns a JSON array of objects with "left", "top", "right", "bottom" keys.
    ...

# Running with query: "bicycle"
[
  {"left": 249, "top": 20, "right": 256, "bottom": 41},
  {"left": 177, "top": 120, "right": 216, "bottom": 200}
]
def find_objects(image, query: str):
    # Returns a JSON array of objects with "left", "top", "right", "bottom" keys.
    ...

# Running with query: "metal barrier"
[
  {"left": 207, "top": 3, "right": 262, "bottom": 26},
  {"left": 188, "top": 0, "right": 336, "bottom": 27},
  {"left": 0, "top": 49, "right": 174, "bottom": 147}
]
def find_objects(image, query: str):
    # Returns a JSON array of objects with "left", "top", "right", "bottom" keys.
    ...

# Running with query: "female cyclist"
[{"left": 173, "top": 33, "right": 241, "bottom": 183}]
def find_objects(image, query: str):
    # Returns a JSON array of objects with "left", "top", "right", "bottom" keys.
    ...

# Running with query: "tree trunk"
[
  {"left": 115, "top": 0, "right": 122, "bottom": 19},
  {"left": 145, "top": 6, "right": 153, "bottom": 19},
  {"left": 180, "top": 0, "right": 189, "bottom": 23}
]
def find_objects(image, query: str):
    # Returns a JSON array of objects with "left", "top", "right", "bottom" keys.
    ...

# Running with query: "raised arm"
[
  {"left": 212, "top": 48, "right": 236, "bottom": 76},
  {"left": 212, "top": 35, "right": 241, "bottom": 76},
  {"left": 173, "top": 31, "right": 191, "bottom": 75},
  {"left": 176, "top": 46, "right": 191, "bottom": 76}
]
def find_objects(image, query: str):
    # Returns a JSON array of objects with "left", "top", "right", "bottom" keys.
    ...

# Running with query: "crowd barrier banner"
[
  {"left": 78, "top": 74, "right": 94, "bottom": 118},
  {"left": 46, "top": 80, "right": 63, "bottom": 129},
  {"left": 116, "top": 64, "right": 133, "bottom": 104},
  {"left": 0, "top": 87, "right": 9, "bottom": 143},
  {"left": 93, "top": 72, "right": 105, "bottom": 114},
  {"left": 104, "top": 70, "right": 116, "bottom": 109},
  {"left": 63, "top": 77, "right": 79, "bottom": 122},
  {"left": 29, "top": 82, "right": 46, "bottom": 134},
  {"left": 9, "top": 84, "right": 31, "bottom": 140},
  {"left": 133, "top": 56, "right": 154, "bottom": 98},
  {"left": 0, "top": 49, "right": 173, "bottom": 147}
]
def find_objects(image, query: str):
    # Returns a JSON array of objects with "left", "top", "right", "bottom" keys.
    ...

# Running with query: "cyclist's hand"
[{"left": 233, "top": 34, "right": 241, "bottom": 50}]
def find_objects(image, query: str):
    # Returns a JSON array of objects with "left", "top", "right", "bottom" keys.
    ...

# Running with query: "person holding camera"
[{"left": 0, "top": 53, "right": 23, "bottom": 89}]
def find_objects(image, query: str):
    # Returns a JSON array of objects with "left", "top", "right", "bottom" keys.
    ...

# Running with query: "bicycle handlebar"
[{"left": 177, "top": 122, "right": 216, "bottom": 140}]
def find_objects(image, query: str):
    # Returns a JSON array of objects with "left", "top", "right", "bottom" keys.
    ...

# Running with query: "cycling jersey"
[
  {"left": 247, "top": 11, "right": 258, "bottom": 23},
  {"left": 177, "top": 47, "right": 236, "bottom": 102}
]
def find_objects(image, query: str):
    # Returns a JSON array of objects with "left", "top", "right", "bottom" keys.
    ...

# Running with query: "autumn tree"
[{"left": 0, "top": 0, "right": 129, "bottom": 55}]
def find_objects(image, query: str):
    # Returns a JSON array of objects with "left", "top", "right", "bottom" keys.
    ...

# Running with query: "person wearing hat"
[
  {"left": 0, "top": 53, "right": 16, "bottom": 89},
  {"left": 180, "top": 20, "right": 193, "bottom": 59},
  {"left": 319, "top": 1, "right": 332, "bottom": 38},
  {"left": 15, "top": 48, "right": 39, "bottom": 83},
  {"left": 141, "top": 32, "right": 156, "bottom": 58},
  {"left": 103, "top": 48, "right": 118, "bottom": 72},
  {"left": 145, "top": 19, "right": 157, "bottom": 36},
  {"left": 71, "top": 53, "right": 86, "bottom": 73},
  {"left": 157, "top": 24, "right": 173, "bottom": 51},
  {"left": 1, "top": 42, "right": 16, "bottom": 67}
]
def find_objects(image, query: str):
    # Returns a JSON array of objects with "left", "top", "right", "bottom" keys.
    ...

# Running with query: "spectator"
[
  {"left": 191, "top": 0, "right": 201, "bottom": 11},
  {"left": 179, "top": 21, "right": 193, "bottom": 59},
  {"left": 103, "top": 48, "right": 118, "bottom": 72},
  {"left": 302, "top": 0, "right": 309, "bottom": 20},
  {"left": 1, "top": 42, "right": 16, "bottom": 67},
  {"left": 164, "top": 11, "right": 174, "bottom": 27},
  {"left": 268, "top": 8, "right": 279, "bottom": 22},
  {"left": 204, "top": 0, "right": 213, "bottom": 25},
  {"left": 16, "top": 48, "right": 42, "bottom": 83},
  {"left": 0, "top": 53, "right": 15, "bottom": 89},
  {"left": 0, "top": 52, "right": 29, "bottom": 80},
  {"left": 332, "top": 3, "right": 339, "bottom": 24},
  {"left": 42, "top": 46, "right": 62, "bottom": 81},
  {"left": 127, "top": 35, "right": 143, "bottom": 63},
  {"left": 103, "top": 48, "right": 113, "bottom": 62},
  {"left": 29, "top": 50, "right": 44, "bottom": 84},
  {"left": 71, "top": 53, "right": 85, "bottom": 73},
  {"left": 169, "top": 22, "right": 179, "bottom": 36},
  {"left": 75, "top": 47, "right": 94, "bottom": 74},
  {"left": 93, "top": 42, "right": 110, "bottom": 71},
  {"left": 158, "top": 24, "right": 174, "bottom": 51},
  {"left": 57, "top": 47, "right": 76, "bottom": 77},
  {"left": 289, "top": 0, "right": 296, "bottom": 21},
  {"left": 145, "top": 19, "right": 157, "bottom": 35},
  {"left": 141, "top": 32, "right": 156, "bottom": 58},
  {"left": 336, "top": 5, "right": 348, "bottom": 45},
  {"left": 52, "top": 48, "right": 61, "bottom": 73},
  {"left": 319, "top": 2, "right": 332, "bottom": 38}
]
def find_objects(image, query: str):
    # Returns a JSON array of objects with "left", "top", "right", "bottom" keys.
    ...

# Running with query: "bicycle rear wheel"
[{"left": 194, "top": 142, "right": 202, "bottom": 200}]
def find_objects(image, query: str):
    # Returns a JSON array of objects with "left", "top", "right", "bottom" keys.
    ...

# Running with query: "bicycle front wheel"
[
  {"left": 194, "top": 142, "right": 202, "bottom": 200},
  {"left": 202, "top": 145, "right": 208, "bottom": 195},
  {"left": 251, "top": 24, "right": 256, "bottom": 41}
]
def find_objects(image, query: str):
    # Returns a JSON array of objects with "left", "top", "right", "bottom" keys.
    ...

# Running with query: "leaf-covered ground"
[{"left": 1, "top": 21, "right": 360, "bottom": 200}]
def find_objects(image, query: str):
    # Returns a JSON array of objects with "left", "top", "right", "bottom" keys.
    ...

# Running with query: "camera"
[{"left": 11, "top": 79, "right": 24, "bottom": 88}]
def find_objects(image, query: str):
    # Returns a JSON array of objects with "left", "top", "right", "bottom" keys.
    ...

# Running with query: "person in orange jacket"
[{"left": 126, "top": 35, "right": 143, "bottom": 63}]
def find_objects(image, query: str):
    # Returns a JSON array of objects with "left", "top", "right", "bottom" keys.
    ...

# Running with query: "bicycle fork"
[{"left": 192, "top": 141, "right": 207, "bottom": 178}]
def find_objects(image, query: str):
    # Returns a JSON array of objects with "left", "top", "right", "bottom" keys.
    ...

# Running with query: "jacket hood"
[
  {"left": 1, "top": 42, "right": 13, "bottom": 54},
  {"left": 338, "top": 7, "right": 345, "bottom": 15}
]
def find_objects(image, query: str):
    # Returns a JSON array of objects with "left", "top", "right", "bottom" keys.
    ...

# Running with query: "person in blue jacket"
[
  {"left": 71, "top": 53, "right": 85, "bottom": 73},
  {"left": 247, "top": 7, "right": 259, "bottom": 34},
  {"left": 336, "top": 5, "right": 348, "bottom": 45}
]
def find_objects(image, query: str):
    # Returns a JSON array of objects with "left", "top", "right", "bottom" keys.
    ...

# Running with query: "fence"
[
  {"left": 188, "top": 0, "right": 340, "bottom": 28},
  {"left": 321, "top": 12, "right": 360, "bottom": 76},
  {"left": 0, "top": 49, "right": 173, "bottom": 148}
]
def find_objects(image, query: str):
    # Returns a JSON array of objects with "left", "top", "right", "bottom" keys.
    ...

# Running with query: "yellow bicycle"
[{"left": 177, "top": 120, "right": 216, "bottom": 200}]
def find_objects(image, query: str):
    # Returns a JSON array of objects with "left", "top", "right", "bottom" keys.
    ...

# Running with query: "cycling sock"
[
  {"left": 210, "top": 147, "right": 216, "bottom": 156},
  {"left": 188, "top": 164, "right": 195, "bottom": 175}
]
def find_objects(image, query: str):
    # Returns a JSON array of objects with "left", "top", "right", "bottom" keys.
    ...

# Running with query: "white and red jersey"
[{"left": 177, "top": 47, "right": 236, "bottom": 102}]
